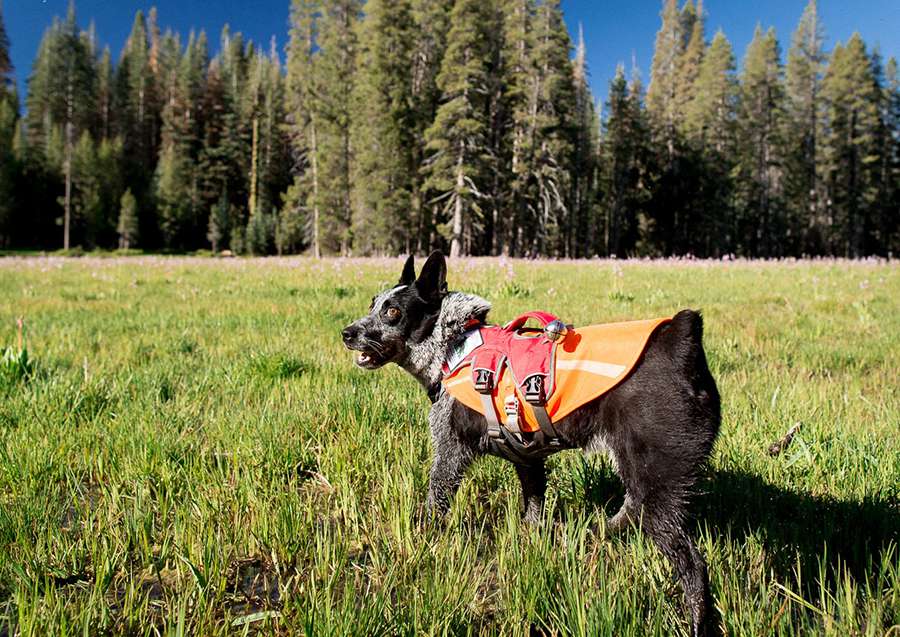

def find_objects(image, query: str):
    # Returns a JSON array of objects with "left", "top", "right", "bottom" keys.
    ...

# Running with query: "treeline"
[{"left": 0, "top": 0, "right": 897, "bottom": 257}]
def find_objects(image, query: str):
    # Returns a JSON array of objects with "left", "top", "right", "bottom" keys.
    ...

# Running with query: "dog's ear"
[
  {"left": 398, "top": 255, "right": 416, "bottom": 286},
  {"left": 416, "top": 251, "right": 447, "bottom": 304}
]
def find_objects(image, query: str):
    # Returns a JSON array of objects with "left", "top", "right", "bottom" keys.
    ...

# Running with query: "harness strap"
[
  {"left": 483, "top": 393, "right": 563, "bottom": 461},
  {"left": 490, "top": 426, "right": 562, "bottom": 463},
  {"left": 530, "top": 404, "right": 559, "bottom": 440},
  {"left": 480, "top": 394, "right": 502, "bottom": 441},
  {"left": 492, "top": 429, "right": 532, "bottom": 464}
]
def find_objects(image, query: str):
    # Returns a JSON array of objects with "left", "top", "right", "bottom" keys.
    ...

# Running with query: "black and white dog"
[{"left": 342, "top": 252, "right": 721, "bottom": 637}]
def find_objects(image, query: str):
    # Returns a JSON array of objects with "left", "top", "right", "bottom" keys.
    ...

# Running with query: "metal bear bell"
[{"left": 544, "top": 319, "right": 568, "bottom": 342}]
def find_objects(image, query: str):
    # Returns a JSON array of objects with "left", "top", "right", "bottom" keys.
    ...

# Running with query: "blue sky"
[{"left": 4, "top": 1, "right": 899, "bottom": 111}]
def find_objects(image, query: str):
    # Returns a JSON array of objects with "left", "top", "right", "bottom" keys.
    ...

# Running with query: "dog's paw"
[{"left": 416, "top": 503, "right": 448, "bottom": 532}]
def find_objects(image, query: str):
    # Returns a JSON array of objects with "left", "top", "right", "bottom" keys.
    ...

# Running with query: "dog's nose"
[{"left": 341, "top": 326, "right": 355, "bottom": 343}]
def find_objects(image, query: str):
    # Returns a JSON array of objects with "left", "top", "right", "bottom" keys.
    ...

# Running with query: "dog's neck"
[{"left": 399, "top": 291, "right": 491, "bottom": 392}]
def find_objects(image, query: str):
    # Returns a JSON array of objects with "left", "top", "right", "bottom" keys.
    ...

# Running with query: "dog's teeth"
[{"left": 358, "top": 353, "right": 371, "bottom": 364}]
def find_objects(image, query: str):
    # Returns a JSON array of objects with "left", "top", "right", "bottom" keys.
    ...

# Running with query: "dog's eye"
[{"left": 385, "top": 307, "right": 401, "bottom": 321}]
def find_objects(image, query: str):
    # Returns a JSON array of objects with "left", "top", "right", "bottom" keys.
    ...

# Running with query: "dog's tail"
[{"left": 670, "top": 309, "right": 721, "bottom": 427}]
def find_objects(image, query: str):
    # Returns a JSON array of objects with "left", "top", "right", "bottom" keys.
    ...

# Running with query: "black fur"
[{"left": 343, "top": 252, "right": 722, "bottom": 637}]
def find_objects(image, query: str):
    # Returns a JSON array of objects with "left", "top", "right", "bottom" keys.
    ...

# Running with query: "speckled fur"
[
  {"left": 400, "top": 291, "right": 491, "bottom": 393},
  {"left": 342, "top": 252, "right": 722, "bottom": 637}
]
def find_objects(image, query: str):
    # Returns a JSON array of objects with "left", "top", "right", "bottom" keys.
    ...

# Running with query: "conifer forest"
[{"left": 0, "top": 0, "right": 897, "bottom": 258}]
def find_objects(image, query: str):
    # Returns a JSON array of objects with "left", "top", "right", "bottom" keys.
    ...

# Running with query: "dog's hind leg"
[
  {"left": 642, "top": 503, "right": 717, "bottom": 637},
  {"left": 605, "top": 493, "right": 639, "bottom": 535},
  {"left": 514, "top": 461, "right": 546, "bottom": 524}
]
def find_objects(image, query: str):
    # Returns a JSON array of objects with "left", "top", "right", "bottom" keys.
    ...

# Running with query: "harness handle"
[{"left": 503, "top": 311, "right": 561, "bottom": 332}]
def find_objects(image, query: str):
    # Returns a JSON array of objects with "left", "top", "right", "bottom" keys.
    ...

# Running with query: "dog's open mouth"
[{"left": 353, "top": 350, "right": 385, "bottom": 369}]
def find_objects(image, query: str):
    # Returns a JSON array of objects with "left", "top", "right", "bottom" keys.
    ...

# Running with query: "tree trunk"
[
  {"left": 249, "top": 116, "right": 259, "bottom": 218},
  {"left": 451, "top": 150, "right": 464, "bottom": 258},
  {"left": 310, "top": 117, "right": 321, "bottom": 259},
  {"left": 63, "top": 69, "right": 74, "bottom": 251},
  {"left": 848, "top": 110, "right": 860, "bottom": 257}
]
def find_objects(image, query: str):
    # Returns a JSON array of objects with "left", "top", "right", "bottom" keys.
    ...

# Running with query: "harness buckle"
[
  {"left": 473, "top": 368, "right": 494, "bottom": 393},
  {"left": 523, "top": 374, "right": 546, "bottom": 404},
  {"left": 504, "top": 394, "right": 521, "bottom": 431}
]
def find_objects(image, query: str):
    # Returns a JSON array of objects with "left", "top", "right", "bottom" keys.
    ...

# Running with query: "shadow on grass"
[
  {"left": 578, "top": 462, "right": 898, "bottom": 589},
  {"left": 695, "top": 469, "right": 899, "bottom": 586}
]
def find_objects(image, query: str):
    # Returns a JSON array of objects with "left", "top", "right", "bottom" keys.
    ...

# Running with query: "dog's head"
[{"left": 341, "top": 251, "right": 448, "bottom": 369}]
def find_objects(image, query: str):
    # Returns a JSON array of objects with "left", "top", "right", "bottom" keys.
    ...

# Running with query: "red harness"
[
  {"left": 442, "top": 312, "right": 568, "bottom": 460},
  {"left": 444, "top": 311, "right": 560, "bottom": 403}
]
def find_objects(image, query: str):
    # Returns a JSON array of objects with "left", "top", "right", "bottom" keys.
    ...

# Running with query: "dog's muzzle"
[{"left": 341, "top": 325, "right": 386, "bottom": 369}]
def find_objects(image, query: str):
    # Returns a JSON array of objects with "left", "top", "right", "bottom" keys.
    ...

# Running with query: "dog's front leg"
[
  {"left": 425, "top": 397, "right": 474, "bottom": 520},
  {"left": 514, "top": 461, "right": 547, "bottom": 524},
  {"left": 425, "top": 446, "right": 471, "bottom": 519}
]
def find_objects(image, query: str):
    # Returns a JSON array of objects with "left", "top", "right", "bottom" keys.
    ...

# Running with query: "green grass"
[{"left": 0, "top": 256, "right": 897, "bottom": 636}]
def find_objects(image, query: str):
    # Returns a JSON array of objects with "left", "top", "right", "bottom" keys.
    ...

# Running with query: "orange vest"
[{"left": 442, "top": 316, "right": 670, "bottom": 433}]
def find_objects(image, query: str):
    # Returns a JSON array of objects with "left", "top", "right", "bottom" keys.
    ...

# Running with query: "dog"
[{"left": 342, "top": 251, "right": 721, "bottom": 637}]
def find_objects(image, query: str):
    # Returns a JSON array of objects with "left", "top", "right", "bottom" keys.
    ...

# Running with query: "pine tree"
[
  {"left": 736, "top": 26, "right": 785, "bottom": 256},
  {"left": 646, "top": 0, "right": 683, "bottom": 159},
  {"left": 820, "top": 34, "right": 881, "bottom": 257},
  {"left": 673, "top": 0, "right": 705, "bottom": 134},
  {"left": 199, "top": 26, "right": 252, "bottom": 252},
  {"left": 246, "top": 205, "right": 275, "bottom": 255},
  {"left": 183, "top": 31, "right": 211, "bottom": 246},
  {"left": 276, "top": 178, "right": 306, "bottom": 254},
  {"left": 480, "top": 2, "right": 506, "bottom": 256},
  {"left": 498, "top": 0, "right": 535, "bottom": 256},
  {"left": 422, "top": 0, "right": 493, "bottom": 257},
  {"left": 95, "top": 137, "right": 124, "bottom": 246},
  {"left": 152, "top": 28, "right": 217, "bottom": 250},
  {"left": 522, "top": 0, "right": 576, "bottom": 256},
  {"left": 684, "top": 31, "right": 737, "bottom": 255},
  {"left": 0, "top": 92, "right": 17, "bottom": 247},
  {"left": 881, "top": 58, "right": 900, "bottom": 254},
  {"left": 251, "top": 40, "right": 290, "bottom": 233},
  {"left": 569, "top": 25, "right": 598, "bottom": 257},
  {"left": 784, "top": 0, "right": 826, "bottom": 253},
  {"left": 156, "top": 142, "right": 192, "bottom": 248},
  {"left": 206, "top": 188, "right": 229, "bottom": 253},
  {"left": 24, "top": 5, "right": 97, "bottom": 249},
  {"left": 96, "top": 47, "right": 115, "bottom": 140},
  {"left": 685, "top": 32, "right": 737, "bottom": 150},
  {"left": 155, "top": 31, "right": 192, "bottom": 248},
  {"left": 600, "top": 65, "right": 652, "bottom": 257},
  {"left": 71, "top": 131, "right": 123, "bottom": 248},
  {"left": 644, "top": 0, "right": 705, "bottom": 256},
  {"left": 243, "top": 44, "right": 285, "bottom": 259},
  {"left": 409, "top": 0, "right": 454, "bottom": 253},
  {"left": 0, "top": 2, "right": 11, "bottom": 92},
  {"left": 117, "top": 188, "right": 139, "bottom": 249},
  {"left": 4, "top": 0, "right": 898, "bottom": 259},
  {"left": 0, "top": 4, "right": 16, "bottom": 246},
  {"left": 245, "top": 47, "right": 264, "bottom": 221},
  {"left": 284, "top": 0, "right": 321, "bottom": 256},
  {"left": 314, "top": 0, "right": 361, "bottom": 255},
  {"left": 118, "top": 11, "right": 159, "bottom": 183},
  {"left": 602, "top": 66, "right": 636, "bottom": 256},
  {"left": 625, "top": 68, "right": 658, "bottom": 255},
  {"left": 351, "top": 0, "right": 415, "bottom": 255}
]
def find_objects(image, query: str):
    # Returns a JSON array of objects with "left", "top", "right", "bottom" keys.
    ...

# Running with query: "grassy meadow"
[{"left": 0, "top": 256, "right": 898, "bottom": 636}]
